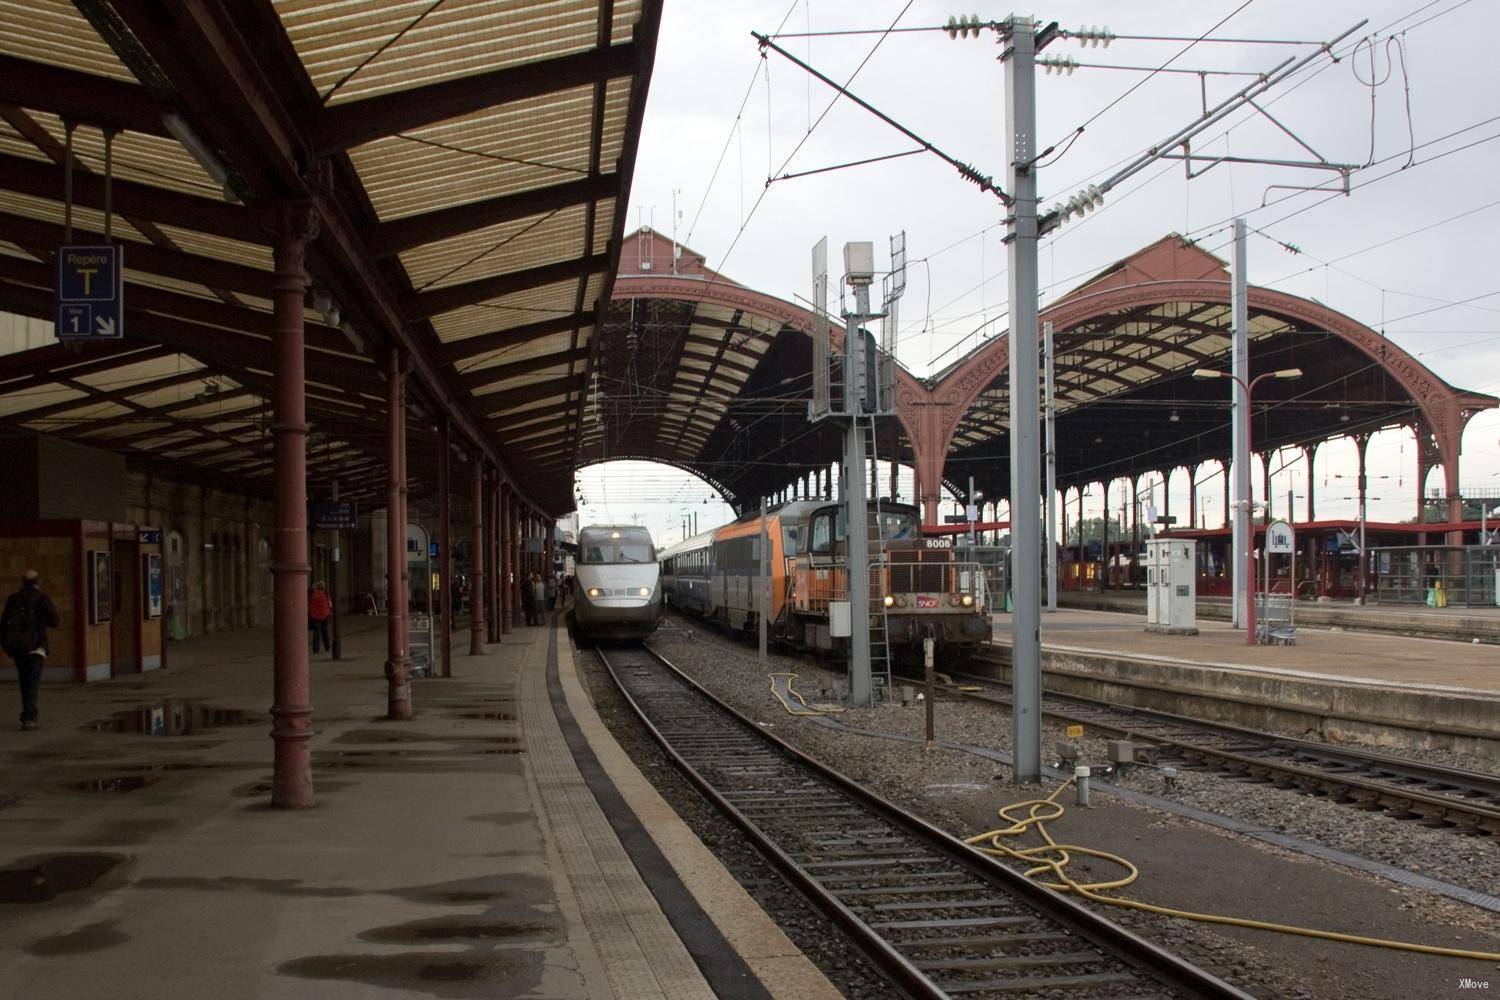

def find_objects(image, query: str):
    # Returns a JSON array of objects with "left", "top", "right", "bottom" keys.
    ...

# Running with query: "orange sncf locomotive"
[{"left": 659, "top": 500, "right": 989, "bottom": 662}]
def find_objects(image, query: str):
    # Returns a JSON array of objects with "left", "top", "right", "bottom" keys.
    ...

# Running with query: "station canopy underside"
[
  {"left": 0, "top": 0, "right": 659, "bottom": 512},
  {"left": 588, "top": 231, "right": 1494, "bottom": 513}
]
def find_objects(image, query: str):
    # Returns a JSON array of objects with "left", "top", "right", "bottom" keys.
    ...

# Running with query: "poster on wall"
[
  {"left": 90, "top": 550, "right": 112, "bottom": 624},
  {"left": 144, "top": 553, "right": 163, "bottom": 620}
]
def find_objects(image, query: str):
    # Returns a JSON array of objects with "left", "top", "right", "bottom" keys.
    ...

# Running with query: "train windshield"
[
  {"left": 877, "top": 510, "right": 917, "bottom": 540},
  {"left": 579, "top": 528, "right": 656, "bottom": 564}
]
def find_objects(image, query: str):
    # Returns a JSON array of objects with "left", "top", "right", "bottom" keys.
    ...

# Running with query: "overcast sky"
[{"left": 581, "top": 0, "right": 1500, "bottom": 540}]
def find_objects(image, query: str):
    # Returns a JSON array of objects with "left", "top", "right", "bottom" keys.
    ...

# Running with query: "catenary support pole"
[
  {"left": 1231, "top": 217, "right": 1251, "bottom": 630},
  {"left": 1005, "top": 16, "right": 1043, "bottom": 782},
  {"left": 438, "top": 418, "right": 452, "bottom": 678},
  {"left": 385, "top": 348, "right": 412, "bottom": 720},
  {"left": 469, "top": 463, "right": 486, "bottom": 655},
  {"left": 268, "top": 203, "right": 318, "bottom": 810},
  {"left": 844, "top": 277, "right": 872, "bottom": 707},
  {"left": 1043, "top": 320, "right": 1058, "bottom": 611}
]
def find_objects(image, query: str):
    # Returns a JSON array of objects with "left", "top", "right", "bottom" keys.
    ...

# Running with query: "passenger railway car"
[
  {"left": 573, "top": 525, "right": 662, "bottom": 641},
  {"left": 660, "top": 500, "right": 989, "bottom": 662}
]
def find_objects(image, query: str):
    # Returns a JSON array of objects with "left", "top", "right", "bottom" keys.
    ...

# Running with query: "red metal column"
[
  {"left": 384, "top": 348, "right": 412, "bottom": 720},
  {"left": 499, "top": 483, "right": 513, "bottom": 633},
  {"left": 268, "top": 203, "right": 318, "bottom": 810},
  {"left": 468, "top": 464, "right": 486, "bottom": 654},
  {"left": 1188, "top": 467, "right": 1198, "bottom": 529},
  {"left": 511, "top": 502, "right": 523, "bottom": 618},
  {"left": 488, "top": 474, "right": 501, "bottom": 642},
  {"left": 1303, "top": 445, "right": 1318, "bottom": 523},
  {"left": 438, "top": 419, "right": 452, "bottom": 678}
]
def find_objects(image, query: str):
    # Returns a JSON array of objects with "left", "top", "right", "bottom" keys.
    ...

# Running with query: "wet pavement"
[{"left": 0, "top": 618, "right": 590, "bottom": 1000}]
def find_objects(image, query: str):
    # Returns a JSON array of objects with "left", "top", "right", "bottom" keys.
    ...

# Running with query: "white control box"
[
  {"left": 843, "top": 242, "right": 875, "bottom": 282},
  {"left": 1144, "top": 538, "right": 1198, "bottom": 635}
]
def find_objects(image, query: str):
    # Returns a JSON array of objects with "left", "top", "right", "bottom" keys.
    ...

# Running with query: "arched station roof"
[
  {"left": 0, "top": 1, "right": 661, "bottom": 513},
  {"left": 924, "top": 235, "right": 1496, "bottom": 503},
  {"left": 595, "top": 228, "right": 920, "bottom": 511},
  {"left": 597, "top": 230, "right": 1494, "bottom": 517}
]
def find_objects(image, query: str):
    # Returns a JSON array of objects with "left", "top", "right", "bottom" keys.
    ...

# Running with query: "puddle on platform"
[
  {"left": 69, "top": 776, "right": 157, "bottom": 794},
  {"left": 0, "top": 853, "right": 126, "bottom": 904},
  {"left": 90, "top": 700, "right": 256, "bottom": 736},
  {"left": 362, "top": 915, "right": 556, "bottom": 943},
  {"left": 455, "top": 711, "right": 516, "bottom": 721},
  {"left": 24, "top": 919, "right": 130, "bottom": 956}
]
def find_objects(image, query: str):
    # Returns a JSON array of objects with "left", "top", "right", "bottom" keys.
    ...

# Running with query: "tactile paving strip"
[{"left": 520, "top": 632, "right": 716, "bottom": 1000}]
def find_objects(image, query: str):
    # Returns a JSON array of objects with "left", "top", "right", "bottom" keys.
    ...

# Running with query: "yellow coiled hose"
[{"left": 964, "top": 778, "right": 1500, "bottom": 962}]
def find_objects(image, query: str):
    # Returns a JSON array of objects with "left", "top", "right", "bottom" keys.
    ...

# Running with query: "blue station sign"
[
  {"left": 56, "top": 244, "right": 124, "bottom": 340},
  {"left": 310, "top": 501, "right": 357, "bottom": 530}
]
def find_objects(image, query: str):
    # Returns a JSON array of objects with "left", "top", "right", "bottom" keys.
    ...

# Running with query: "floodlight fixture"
[{"left": 1273, "top": 367, "right": 1303, "bottom": 379}]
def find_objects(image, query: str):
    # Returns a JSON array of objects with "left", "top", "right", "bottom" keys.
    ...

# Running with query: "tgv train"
[
  {"left": 572, "top": 525, "right": 663, "bottom": 641},
  {"left": 659, "top": 500, "right": 989, "bottom": 662}
]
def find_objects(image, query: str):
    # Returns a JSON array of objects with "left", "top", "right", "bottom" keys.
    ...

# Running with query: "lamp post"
[{"left": 1195, "top": 366, "right": 1303, "bottom": 645}]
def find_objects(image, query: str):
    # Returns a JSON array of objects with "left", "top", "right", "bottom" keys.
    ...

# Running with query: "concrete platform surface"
[
  {"left": 992, "top": 608, "right": 1500, "bottom": 693},
  {"left": 0, "top": 616, "right": 834, "bottom": 999}
]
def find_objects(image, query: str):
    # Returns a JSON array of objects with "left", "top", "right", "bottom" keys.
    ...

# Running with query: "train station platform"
[
  {"left": 0, "top": 617, "right": 835, "bottom": 999},
  {"left": 1057, "top": 589, "right": 1500, "bottom": 643},
  {"left": 986, "top": 608, "right": 1500, "bottom": 763}
]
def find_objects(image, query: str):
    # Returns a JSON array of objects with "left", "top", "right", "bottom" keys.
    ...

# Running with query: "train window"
[
  {"left": 878, "top": 511, "right": 917, "bottom": 540},
  {"left": 782, "top": 524, "right": 802, "bottom": 556},
  {"left": 578, "top": 527, "right": 656, "bottom": 564},
  {"left": 810, "top": 514, "right": 832, "bottom": 554}
]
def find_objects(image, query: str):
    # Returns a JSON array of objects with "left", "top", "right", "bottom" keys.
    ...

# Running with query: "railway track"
[
  {"left": 598, "top": 642, "right": 1253, "bottom": 1000},
  {"left": 948, "top": 660, "right": 1500, "bottom": 837}
]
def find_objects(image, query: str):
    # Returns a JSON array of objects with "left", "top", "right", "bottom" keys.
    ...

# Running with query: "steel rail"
[
  {"left": 948, "top": 662, "right": 1500, "bottom": 837},
  {"left": 597, "top": 642, "right": 1253, "bottom": 1000}
]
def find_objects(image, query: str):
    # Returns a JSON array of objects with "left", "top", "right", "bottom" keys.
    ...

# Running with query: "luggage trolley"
[
  {"left": 1256, "top": 520, "right": 1297, "bottom": 645},
  {"left": 1256, "top": 593, "right": 1296, "bottom": 645}
]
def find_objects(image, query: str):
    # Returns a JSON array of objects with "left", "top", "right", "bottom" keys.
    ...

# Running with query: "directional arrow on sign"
[{"left": 96, "top": 316, "right": 115, "bottom": 338}]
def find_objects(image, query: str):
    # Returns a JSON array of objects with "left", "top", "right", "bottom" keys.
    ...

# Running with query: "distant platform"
[
  {"left": 1056, "top": 589, "right": 1500, "bottom": 643},
  {"left": 986, "top": 608, "right": 1500, "bottom": 762}
]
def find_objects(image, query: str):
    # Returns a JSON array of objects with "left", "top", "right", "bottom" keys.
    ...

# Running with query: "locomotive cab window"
[{"left": 810, "top": 513, "right": 832, "bottom": 554}]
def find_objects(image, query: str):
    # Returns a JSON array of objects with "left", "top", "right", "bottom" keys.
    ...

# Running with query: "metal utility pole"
[
  {"left": 1043, "top": 320, "right": 1058, "bottom": 612},
  {"left": 1004, "top": 16, "right": 1043, "bottom": 783},
  {"left": 1230, "top": 218, "right": 1251, "bottom": 631},
  {"left": 967, "top": 476, "right": 978, "bottom": 549},
  {"left": 758, "top": 496, "right": 769, "bottom": 664},
  {"left": 843, "top": 251, "right": 874, "bottom": 707}
]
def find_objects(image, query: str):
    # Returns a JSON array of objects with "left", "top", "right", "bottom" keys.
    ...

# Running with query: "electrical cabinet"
[{"left": 1145, "top": 538, "right": 1198, "bottom": 635}]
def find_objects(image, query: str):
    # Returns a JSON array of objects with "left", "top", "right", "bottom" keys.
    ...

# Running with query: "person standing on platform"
[
  {"left": 544, "top": 573, "right": 557, "bottom": 612},
  {"left": 531, "top": 572, "right": 548, "bottom": 625},
  {"left": 308, "top": 581, "right": 333, "bottom": 654},
  {"left": 521, "top": 571, "right": 538, "bottom": 626},
  {"left": 1, "top": 570, "right": 60, "bottom": 731}
]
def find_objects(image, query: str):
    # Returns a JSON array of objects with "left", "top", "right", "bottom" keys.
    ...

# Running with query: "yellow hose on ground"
[
  {"left": 768, "top": 673, "right": 844, "bottom": 716},
  {"left": 965, "top": 778, "right": 1500, "bottom": 962}
]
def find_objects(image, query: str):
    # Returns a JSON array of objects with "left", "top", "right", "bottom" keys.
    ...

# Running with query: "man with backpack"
[{"left": 2, "top": 570, "right": 60, "bottom": 731}]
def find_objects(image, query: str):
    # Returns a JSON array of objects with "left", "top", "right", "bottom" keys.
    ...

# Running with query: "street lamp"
[{"left": 1194, "top": 366, "right": 1303, "bottom": 645}]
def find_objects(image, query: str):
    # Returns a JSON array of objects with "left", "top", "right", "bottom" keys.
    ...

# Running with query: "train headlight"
[
  {"left": 960, "top": 593, "right": 974, "bottom": 606},
  {"left": 882, "top": 595, "right": 895, "bottom": 608},
  {"left": 895, "top": 595, "right": 908, "bottom": 608},
  {"left": 637, "top": 586, "right": 651, "bottom": 597},
  {"left": 586, "top": 587, "right": 602, "bottom": 598},
  {"left": 948, "top": 594, "right": 960, "bottom": 606}
]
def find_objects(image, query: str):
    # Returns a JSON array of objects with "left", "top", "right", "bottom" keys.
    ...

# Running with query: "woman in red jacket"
[{"left": 308, "top": 581, "right": 333, "bottom": 654}]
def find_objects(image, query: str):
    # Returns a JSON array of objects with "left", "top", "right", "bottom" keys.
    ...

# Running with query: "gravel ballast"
[{"left": 631, "top": 615, "right": 1500, "bottom": 1000}]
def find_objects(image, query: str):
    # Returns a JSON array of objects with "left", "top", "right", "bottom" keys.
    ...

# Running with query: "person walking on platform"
[
  {"left": 308, "top": 581, "right": 333, "bottom": 654},
  {"left": 530, "top": 572, "right": 548, "bottom": 625},
  {"left": 521, "top": 571, "right": 538, "bottom": 626},
  {"left": 1, "top": 570, "right": 60, "bottom": 731}
]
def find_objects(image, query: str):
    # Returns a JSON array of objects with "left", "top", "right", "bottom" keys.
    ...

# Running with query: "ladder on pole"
[{"left": 866, "top": 415, "right": 893, "bottom": 699}]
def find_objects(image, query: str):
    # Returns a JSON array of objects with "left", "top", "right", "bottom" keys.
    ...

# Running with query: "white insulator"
[{"left": 946, "top": 15, "right": 959, "bottom": 39}]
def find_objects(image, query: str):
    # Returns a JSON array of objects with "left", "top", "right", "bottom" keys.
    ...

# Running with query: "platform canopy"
[
  {"left": 0, "top": 0, "right": 660, "bottom": 512},
  {"left": 595, "top": 230, "right": 1495, "bottom": 520}
]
